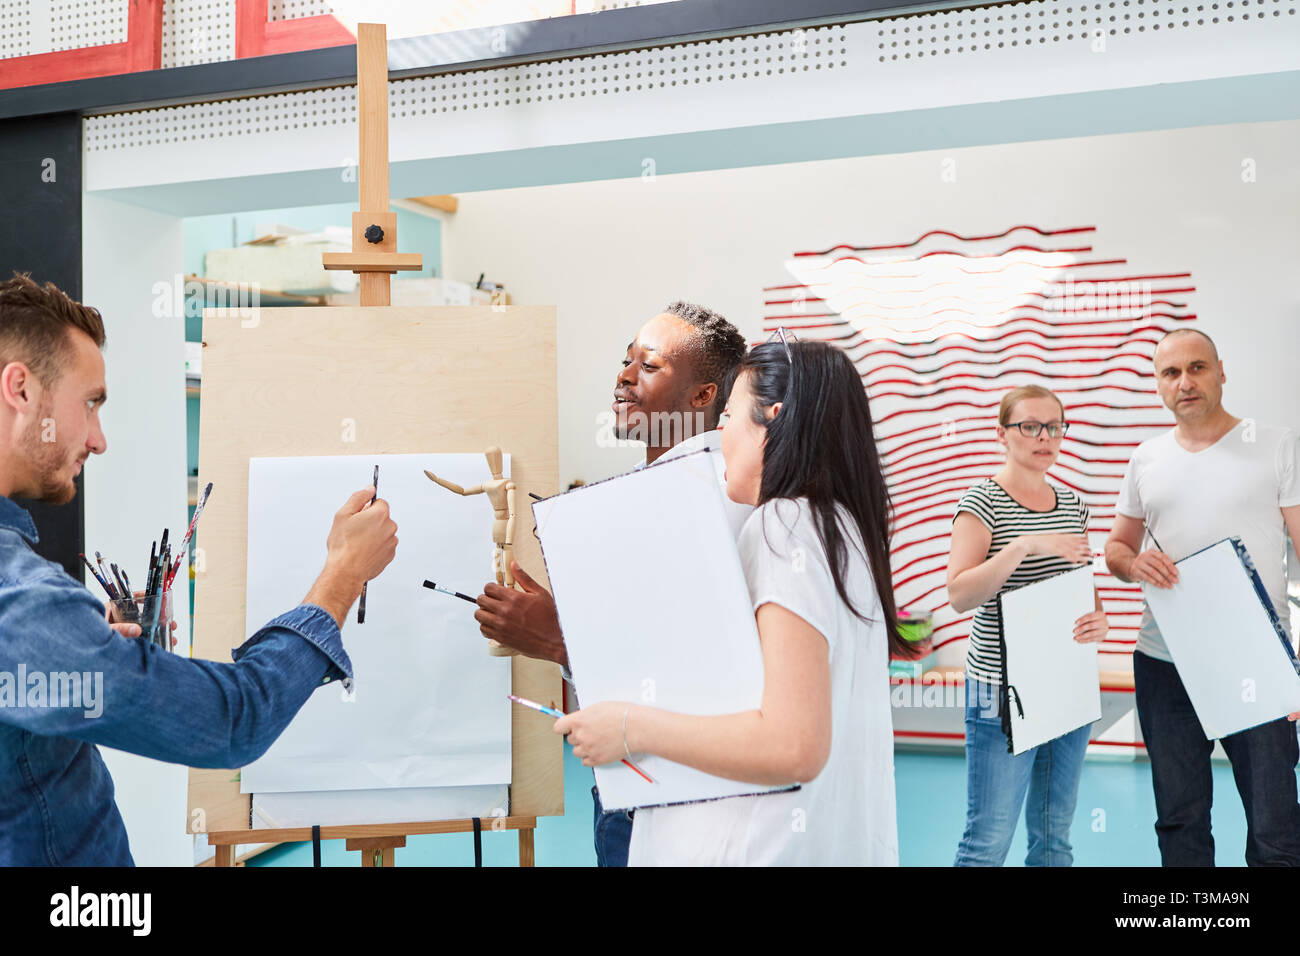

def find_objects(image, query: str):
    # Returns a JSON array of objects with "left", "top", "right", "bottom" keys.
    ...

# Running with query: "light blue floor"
[
  {"left": 251, "top": 744, "right": 1266, "bottom": 866},
  {"left": 897, "top": 750, "right": 1255, "bottom": 866}
]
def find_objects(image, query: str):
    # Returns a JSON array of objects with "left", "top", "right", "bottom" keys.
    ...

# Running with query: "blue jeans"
[
  {"left": 954, "top": 678, "right": 1091, "bottom": 866},
  {"left": 592, "top": 784, "right": 633, "bottom": 867},
  {"left": 1134, "top": 651, "right": 1300, "bottom": 866}
]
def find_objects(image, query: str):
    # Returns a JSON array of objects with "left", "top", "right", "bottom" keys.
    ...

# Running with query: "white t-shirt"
[
  {"left": 1115, "top": 421, "right": 1300, "bottom": 662},
  {"left": 627, "top": 497, "right": 900, "bottom": 866}
]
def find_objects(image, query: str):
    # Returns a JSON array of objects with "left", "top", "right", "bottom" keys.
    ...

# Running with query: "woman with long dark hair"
[{"left": 556, "top": 338, "right": 907, "bottom": 865}]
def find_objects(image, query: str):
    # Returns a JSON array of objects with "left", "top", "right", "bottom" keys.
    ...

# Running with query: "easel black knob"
[{"left": 364, "top": 224, "right": 385, "bottom": 244}]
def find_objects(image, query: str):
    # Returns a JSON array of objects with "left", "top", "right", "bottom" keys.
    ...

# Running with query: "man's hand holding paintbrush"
[{"left": 305, "top": 487, "right": 399, "bottom": 628}]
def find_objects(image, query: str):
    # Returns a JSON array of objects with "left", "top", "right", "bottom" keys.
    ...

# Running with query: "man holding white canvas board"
[
  {"left": 472, "top": 301, "right": 749, "bottom": 866},
  {"left": 1105, "top": 327, "right": 1300, "bottom": 866}
]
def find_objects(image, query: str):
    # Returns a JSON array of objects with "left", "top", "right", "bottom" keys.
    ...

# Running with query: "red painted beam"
[
  {"left": 0, "top": 0, "right": 163, "bottom": 91},
  {"left": 237, "top": 0, "right": 355, "bottom": 60},
  {"left": 263, "top": 14, "right": 355, "bottom": 55}
]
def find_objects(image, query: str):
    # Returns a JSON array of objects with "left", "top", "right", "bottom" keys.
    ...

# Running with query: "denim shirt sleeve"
[{"left": 0, "top": 568, "right": 353, "bottom": 769}]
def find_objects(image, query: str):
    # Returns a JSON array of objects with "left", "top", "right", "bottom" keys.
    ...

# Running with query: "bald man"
[{"left": 1106, "top": 327, "right": 1300, "bottom": 866}]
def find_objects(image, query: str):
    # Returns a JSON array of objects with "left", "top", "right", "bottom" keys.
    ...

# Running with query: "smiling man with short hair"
[
  {"left": 612, "top": 301, "right": 745, "bottom": 463},
  {"left": 475, "top": 299, "right": 748, "bottom": 866}
]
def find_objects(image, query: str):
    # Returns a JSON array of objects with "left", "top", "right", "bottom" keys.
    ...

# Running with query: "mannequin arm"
[{"left": 424, "top": 470, "right": 483, "bottom": 496}]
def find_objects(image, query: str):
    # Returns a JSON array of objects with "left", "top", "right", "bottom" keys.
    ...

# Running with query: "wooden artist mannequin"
[{"left": 425, "top": 447, "right": 518, "bottom": 656}]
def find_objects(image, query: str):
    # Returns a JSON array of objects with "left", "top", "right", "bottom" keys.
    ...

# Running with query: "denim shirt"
[{"left": 0, "top": 495, "right": 354, "bottom": 865}]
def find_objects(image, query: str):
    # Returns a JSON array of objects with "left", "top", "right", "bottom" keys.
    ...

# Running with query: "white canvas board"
[
  {"left": 534, "top": 450, "right": 795, "bottom": 811},
  {"left": 251, "top": 785, "right": 509, "bottom": 829},
  {"left": 240, "top": 453, "right": 512, "bottom": 794},
  {"left": 1000, "top": 565, "right": 1100, "bottom": 755},
  {"left": 1145, "top": 538, "right": 1300, "bottom": 740}
]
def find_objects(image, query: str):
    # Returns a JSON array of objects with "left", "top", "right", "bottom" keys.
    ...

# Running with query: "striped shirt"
[{"left": 954, "top": 478, "right": 1092, "bottom": 685}]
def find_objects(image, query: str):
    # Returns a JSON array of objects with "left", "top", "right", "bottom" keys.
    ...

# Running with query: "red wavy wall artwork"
[{"left": 763, "top": 225, "right": 1195, "bottom": 669}]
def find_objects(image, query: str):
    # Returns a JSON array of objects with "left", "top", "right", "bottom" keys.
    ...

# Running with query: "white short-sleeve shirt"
[
  {"left": 1115, "top": 421, "right": 1300, "bottom": 662},
  {"left": 627, "top": 497, "right": 900, "bottom": 866}
]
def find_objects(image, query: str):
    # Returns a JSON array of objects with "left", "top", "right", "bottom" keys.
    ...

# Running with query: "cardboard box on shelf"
[{"left": 204, "top": 230, "right": 356, "bottom": 296}]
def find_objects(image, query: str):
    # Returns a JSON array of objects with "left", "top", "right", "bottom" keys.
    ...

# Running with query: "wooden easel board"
[{"left": 186, "top": 305, "right": 563, "bottom": 836}]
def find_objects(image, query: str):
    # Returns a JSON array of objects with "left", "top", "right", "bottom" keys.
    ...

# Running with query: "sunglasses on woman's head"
[{"left": 766, "top": 327, "right": 798, "bottom": 363}]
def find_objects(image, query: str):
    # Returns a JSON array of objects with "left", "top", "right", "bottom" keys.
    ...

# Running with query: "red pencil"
[{"left": 622, "top": 758, "right": 655, "bottom": 784}]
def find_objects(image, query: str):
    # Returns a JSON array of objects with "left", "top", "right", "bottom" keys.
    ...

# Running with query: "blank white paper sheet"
[
  {"left": 999, "top": 565, "right": 1100, "bottom": 755},
  {"left": 240, "top": 453, "right": 512, "bottom": 794},
  {"left": 1144, "top": 537, "right": 1300, "bottom": 740},
  {"left": 251, "top": 785, "right": 509, "bottom": 829},
  {"left": 534, "top": 449, "right": 796, "bottom": 811}
]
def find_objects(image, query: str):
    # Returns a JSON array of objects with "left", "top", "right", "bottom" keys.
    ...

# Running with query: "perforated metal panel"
[
  {"left": 160, "top": 0, "right": 235, "bottom": 68},
  {"left": 267, "top": 0, "right": 332, "bottom": 20},
  {"left": 386, "top": 28, "right": 847, "bottom": 115},
  {"left": 265, "top": 1, "right": 677, "bottom": 26},
  {"left": 85, "top": 25, "right": 848, "bottom": 152},
  {"left": 86, "top": 85, "right": 354, "bottom": 150},
  {"left": 1, "top": 0, "right": 131, "bottom": 59},
  {"left": 876, "top": 0, "right": 1295, "bottom": 61},
  {"left": 83, "top": 7, "right": 1300, "bottom": 192},
  {"left": 50, "top": 0, "right": 129, "bottom": 51},
  {"left": 0, "top": 0, "right": 33, "bottom": 59}
]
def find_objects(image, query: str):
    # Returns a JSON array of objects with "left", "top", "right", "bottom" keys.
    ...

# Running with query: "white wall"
[
  {"left": 441, "top": 118, "right": 1300, "bottom": 491},
  {"left": 82, "top": 193, "right": 194, "bottom": 867}
]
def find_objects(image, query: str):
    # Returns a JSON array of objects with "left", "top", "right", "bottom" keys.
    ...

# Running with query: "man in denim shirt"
[
  {"left": 473, "top": 301, "right": 750, "bottom": 865},
  {"left": 0, "top": 274, "right": 399, "bottom": 865}
]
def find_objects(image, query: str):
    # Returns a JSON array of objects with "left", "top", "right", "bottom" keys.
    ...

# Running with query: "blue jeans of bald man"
[{"left": 1134, "top": 651, "right": 1300, "bottom": 866}]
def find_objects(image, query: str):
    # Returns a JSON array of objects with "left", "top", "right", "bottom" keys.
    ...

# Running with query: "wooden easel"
[
  {"left": 207, "top": 819, "right": 538, "bottom": 868},
  {"left": 320, "top": 22, "right": 422, "bottom": 301},
  {"left": 190, "top": 22, "right": 563, "bottom": 868}
]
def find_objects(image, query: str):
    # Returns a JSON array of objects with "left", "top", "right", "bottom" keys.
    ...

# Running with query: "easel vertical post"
[
  {"left": 347, "top": 835, "right": 406, "bottom": 866},
  {"left": 320, "top": 22, "right": 422, "bottom": 305},
  {"left": 357, "top": 23, "right": 389, "bottom": 216},
  {"left": 357, "top": 22, "right": 391, "bottom": 307}
]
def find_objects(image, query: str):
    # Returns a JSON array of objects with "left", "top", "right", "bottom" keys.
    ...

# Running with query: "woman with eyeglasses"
[
  {"left": 947, "top": 384, "right": 1109, "bottom": 866},
  {"left": 555, "top": 336, "right": 907, "bottom": 865}
]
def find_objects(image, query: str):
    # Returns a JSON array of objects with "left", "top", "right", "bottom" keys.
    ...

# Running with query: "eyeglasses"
[
  {"left": 766, "top": 327, "right": 798, "bottom": 363},
  {"left": 1005, "top": 420, "right": 1069, "bottom": 438}
]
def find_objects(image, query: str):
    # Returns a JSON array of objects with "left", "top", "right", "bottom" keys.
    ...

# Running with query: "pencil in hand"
[{"left": 358, "top": 464, "right": 378, "bottom": 623}]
